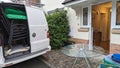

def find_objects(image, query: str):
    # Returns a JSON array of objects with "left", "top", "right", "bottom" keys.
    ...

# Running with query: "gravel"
[{"left": 42, "top": 45, "right": 107, "bottom": 68}]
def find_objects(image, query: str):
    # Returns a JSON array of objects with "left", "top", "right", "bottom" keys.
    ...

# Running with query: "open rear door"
[{"left": 26, "top": 7, "right": 50, "bottom": 53}]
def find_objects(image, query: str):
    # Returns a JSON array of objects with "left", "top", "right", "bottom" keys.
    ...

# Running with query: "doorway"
[{"left": 92, "top": 2, "right": 112, "bottom": 51}]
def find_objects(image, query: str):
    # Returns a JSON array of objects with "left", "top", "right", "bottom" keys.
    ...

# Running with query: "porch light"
[{"left": 110, "top": 9, "right": 112, "bottom": 12}]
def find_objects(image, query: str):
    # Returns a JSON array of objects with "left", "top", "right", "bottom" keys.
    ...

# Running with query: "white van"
[{"left": 0, "top": 3, "right": 51, "bottom": 67}]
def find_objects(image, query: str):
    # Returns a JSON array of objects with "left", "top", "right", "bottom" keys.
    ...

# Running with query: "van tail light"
[
  {"left": 5, "top": 63, "right": 13, "bottom": 67},
  {"left": 47, "top": 31, "right": 50, "bottom": 38}
]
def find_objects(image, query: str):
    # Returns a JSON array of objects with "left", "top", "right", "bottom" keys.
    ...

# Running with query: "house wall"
[
  {"left": 64, "top": 0, "right": 120, "bottom": 53},
  {"left": 111, "top": 34, "right": 120, "bottom": 44},
  {"left": 65, "top": 7, "right": 89, "bottom": 41},
  {"left": 42, "top": 0, "right": 64, "bottom": 12},
  {"left": 110, "top": 1, "right": 120, "bottom": 44},
  {"left": 110, "top": 33, "right": 120, "bottom": 54},
  {"left": 110, "top": 0, "right": 120, "bottom": 54}
]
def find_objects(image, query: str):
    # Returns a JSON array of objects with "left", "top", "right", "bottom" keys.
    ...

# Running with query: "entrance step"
[{"left": 68, "top": 38, "right": 89, "bottom": 44}]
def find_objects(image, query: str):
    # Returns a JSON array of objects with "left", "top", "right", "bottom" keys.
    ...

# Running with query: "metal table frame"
[{"left": 72, "top": 44, "right": 91, "bottom": 68}]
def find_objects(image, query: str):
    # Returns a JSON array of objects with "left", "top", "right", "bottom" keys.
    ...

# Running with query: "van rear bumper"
[{"left": 0, "top": 45, "right": 51, "bottom": 68}]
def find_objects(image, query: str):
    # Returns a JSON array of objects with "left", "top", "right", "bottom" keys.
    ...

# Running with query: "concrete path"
[{"left": 6, "top": 56, "right": 50, "bottom": 68}]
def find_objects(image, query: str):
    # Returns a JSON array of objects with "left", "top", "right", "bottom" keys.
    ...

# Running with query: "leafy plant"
[{"left": 46, "top": 9, "right": 69, "bottom": 49}]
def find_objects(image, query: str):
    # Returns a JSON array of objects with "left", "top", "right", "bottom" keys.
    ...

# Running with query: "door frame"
[{"left": 89, "top": 1, "right": 113, "bottom": 50}]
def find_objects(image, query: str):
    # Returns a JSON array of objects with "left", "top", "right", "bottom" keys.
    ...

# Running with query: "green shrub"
[{"left": 46, "top": 9, "right": 69, "bottom": 49}]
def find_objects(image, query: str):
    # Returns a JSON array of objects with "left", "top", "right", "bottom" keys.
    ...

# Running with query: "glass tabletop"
[{"left": 61, "top": 44, "right": 105, "bottom": 57}]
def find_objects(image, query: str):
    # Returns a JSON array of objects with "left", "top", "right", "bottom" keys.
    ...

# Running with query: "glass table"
[{"left": 61, "top": 44, "right": 105, "bottom": 68}]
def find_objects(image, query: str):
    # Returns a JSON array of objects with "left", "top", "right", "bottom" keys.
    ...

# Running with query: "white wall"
[
  {"left": 41, "top": 0, "right": 64, "bottom": 12},
  {"left": 110, "top": 0, "right": 120, "bottom": 45},
  {"left": 111, "top": 34, "right": 120, "bottom": 44},
  {"left": 65, "top": 7, "right": 89, "bottom": 40}
]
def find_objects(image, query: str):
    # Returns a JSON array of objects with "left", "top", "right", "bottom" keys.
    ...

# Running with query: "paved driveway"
[{"left": 5, "top": 56, "right": 50, "bottom": 68}]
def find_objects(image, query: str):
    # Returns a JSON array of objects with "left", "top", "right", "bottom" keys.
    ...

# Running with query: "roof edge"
[{"left": 62, "top": 0, "right": 77, "bottom": 5}]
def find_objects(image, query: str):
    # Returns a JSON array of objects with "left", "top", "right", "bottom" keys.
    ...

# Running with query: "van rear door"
[{"left": 25, "top": 7, "right": 49, "bottom": 53}]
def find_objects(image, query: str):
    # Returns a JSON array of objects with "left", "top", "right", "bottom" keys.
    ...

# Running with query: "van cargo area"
[
  {"left": 0, "top": 3, "right": 50, "bottom": 67},
  {"left": 0, "top": 3, "right": 30, "bottom": 60}
]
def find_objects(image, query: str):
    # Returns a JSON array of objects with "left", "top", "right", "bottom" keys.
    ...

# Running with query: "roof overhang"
[
  {"left": 62, "top": 0, "right": 112, "bottom": 7},
  {"left": 62, "top": 0, "right": 88, "bottom": 7},
  {"left": 62, "top": 0, "right": 78, "bottom": 4}
]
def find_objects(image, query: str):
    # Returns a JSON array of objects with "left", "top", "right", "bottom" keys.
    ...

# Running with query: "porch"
[{"left": 63, "top": 0, "right": 120, "bottom": 54}]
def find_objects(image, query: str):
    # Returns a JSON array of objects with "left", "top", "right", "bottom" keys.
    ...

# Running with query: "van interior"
[
  {"left": 0, "top": 3, "right": 30, "bottom": 60},
  {"left": 92, "top": 2, "right": 112, "bottom": 51}
]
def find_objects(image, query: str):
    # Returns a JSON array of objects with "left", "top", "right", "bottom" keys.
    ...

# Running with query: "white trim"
[
  {"left": 114, "top": 0, "right": 120, "bottom": 28},
  {"left": 88, "top": 4, "right": 93, "bottom": 50},
  {"left": 109, "top": 1, "right": 114, "bottom": 46},
  {"left": 90, "top": 1, "right": 112, "bottom": 50},
  {"left": 110, "top": 0, "right": 120, "bottom": 28},
  {"left": 80, "top": 26, "right": 90, "bottom": 28},
  {"left": 111, "top": 1, "right": 116, "bottom": 29},
  {"left": 81, "top": 5, "right": 91, "bottom": 27},
  {"left": 111, "top": 0, "right": 120, "bottom": 28},
  {"left": 88, "top": 5, "right": 91, "bottom": 27}
]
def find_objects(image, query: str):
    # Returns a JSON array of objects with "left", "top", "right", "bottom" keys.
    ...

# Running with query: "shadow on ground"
[{"left": 5, "top": 56, "right": 50, "bottom": 68}]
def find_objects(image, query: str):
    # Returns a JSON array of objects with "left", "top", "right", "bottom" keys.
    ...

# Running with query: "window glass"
[
  {"left": 116, "top": 1, "right": 120, "bottom": 25},
  {"left": 83, "top": 7, "right": 88, "bottom": 25}
]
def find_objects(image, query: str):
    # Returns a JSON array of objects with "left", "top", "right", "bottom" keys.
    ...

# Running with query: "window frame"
[
  {"left": 82, "top": 6, "right": 90, "bottom": 27},
  {"left": 116, "top": 1, "right": 120, "bottom": 27},
  {"left": 112, "top": 1, "right": 120, "bottom": 28}
]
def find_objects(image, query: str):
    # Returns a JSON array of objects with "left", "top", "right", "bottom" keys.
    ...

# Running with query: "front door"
[{"left": 91, "top": 2, "right": 112, "bottom": 51}]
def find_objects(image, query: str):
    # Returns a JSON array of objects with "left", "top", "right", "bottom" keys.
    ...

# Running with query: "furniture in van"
[{"left": 0, "top": 3, "right": 51, "bottom": 67}]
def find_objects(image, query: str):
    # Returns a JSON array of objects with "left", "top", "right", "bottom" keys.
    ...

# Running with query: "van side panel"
[{"left": 25, "top": 7, "right": 50, "bottom": 53}]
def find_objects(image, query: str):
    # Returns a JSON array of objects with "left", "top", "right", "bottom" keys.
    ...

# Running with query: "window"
[
  {"left": 116, "top": 1, "right": 120, "bottom": 25},
  {"left": 83, "top": 7, "right": 88, "bottom": 26}
]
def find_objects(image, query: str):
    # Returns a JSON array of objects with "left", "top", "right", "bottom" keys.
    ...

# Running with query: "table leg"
[
  {"left": 72, "top": 50, "right": 91, "bottom": 68},
  {"left": 72, "top": 44, "right": 91, "bottom": 68},
  {"left": 83, "top": 52, "right": 91, "bottom": 68},
  {"left": 72, "top": 57, "right": 78, "bottom": 68}
]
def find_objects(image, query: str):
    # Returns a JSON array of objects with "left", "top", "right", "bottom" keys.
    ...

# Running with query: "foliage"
[{"left": 46, "top": 9, "right": 69, "bottom": 49}]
